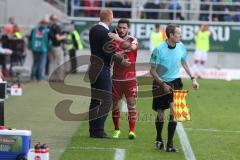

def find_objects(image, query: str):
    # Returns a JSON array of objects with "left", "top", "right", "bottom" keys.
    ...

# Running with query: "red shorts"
[{"left": 112, "top": 79, "right": 138, "bottom": 101}]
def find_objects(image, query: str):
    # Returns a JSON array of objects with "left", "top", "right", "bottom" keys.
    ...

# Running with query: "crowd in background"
[
  {"left": 143, "top": 0, "right": 240, "bottom": 21},
  {"left": 0, "top": 15, "right": 83, "bottom": 82},
  {"left": 1, "top": 0, "right": 239, "bottom": 82},
  {"left": 0, "top": 17, "right": 25, "bottom": 78},
  {"left": 54, "top": 0, "right": 240, "bottom": 22},
  {"left": 200, "top": 0, "right": 240, "bottom": 21}
]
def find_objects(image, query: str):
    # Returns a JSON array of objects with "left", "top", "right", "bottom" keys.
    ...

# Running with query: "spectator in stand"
[
  {"left": 106, "top": 0, "right": 131, "bottom": 18},
  {"left": 212, "top": 0, "right": 228, "bottom": 21},
  {"left": 233, "top": 2, "right": 240, "bottom": 21},
  {"left": 72, "top": 0, "right": 82, "bottom": 16},
  {"left": 83, "top": 0, "right": 101, "bottom": 17},
  {"left": 124, "top": 0, "right": 132, "bottom": 18},
  {"left": 213, "top": 0, "right": 233, "bottom": 21},
  {"left": 65, "top": 0, "right": 83, "bottom": 16},
  {"left": 168, "top": 0, "right": 184, "bottom": 20},
  {"left": 212, "top": 0, "right": 219, "bottom": 21},
  {"left": 199, "top": 0, "right": 211, "bottom": 21},
  {"left": 222, "top": 0, "right": 235, "bottom": 21},
  {"left": 144, "top": 0, "right": 161, "bottom": 19}
]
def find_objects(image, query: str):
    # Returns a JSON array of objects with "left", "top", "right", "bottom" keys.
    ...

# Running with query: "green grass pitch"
[{"left": 5, "top": 75, "right": 240, "bottom": 160}]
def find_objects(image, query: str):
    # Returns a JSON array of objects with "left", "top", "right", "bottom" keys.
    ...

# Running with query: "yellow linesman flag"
[{"left": 173, "top": 90, "right": 190, "bottom": 122}]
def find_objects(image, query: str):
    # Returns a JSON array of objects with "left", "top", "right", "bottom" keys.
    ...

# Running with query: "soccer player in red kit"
[{"left": 108, "top": 19, "right": 138, "bottom": 139}]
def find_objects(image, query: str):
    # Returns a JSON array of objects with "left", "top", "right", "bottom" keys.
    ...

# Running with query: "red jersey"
[{"left": 112, "top": 35, "right": 138, "bottom": 81}]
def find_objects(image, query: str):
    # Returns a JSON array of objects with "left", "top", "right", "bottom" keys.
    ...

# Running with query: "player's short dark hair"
[
  {"left": 166, "top": 23, "right": 180, "bottom": 38},
  {"left": 118, "top": 19, "right": 130, "bottom": 27}
]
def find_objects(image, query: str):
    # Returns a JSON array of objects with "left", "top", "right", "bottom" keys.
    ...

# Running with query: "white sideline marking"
[
  {"left": 177, "top": 123, "right": 196, "bottom": 160},
  {"left": 68, "top": 147, "right": 125, "bottom": 160},
  {"left": 185, "top": 128, "right": 240, "bottom": 133},
  {"left": 68, "top": 146, "right": 115, "bottom": 150},
  {"left": 114, "top": 148, "right": 125, "bottom": 160}
]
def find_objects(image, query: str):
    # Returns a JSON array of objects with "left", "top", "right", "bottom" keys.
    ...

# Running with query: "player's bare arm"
[
  {"left": 112, "top": 54, "right": 130, "bottom": 67},
  {"left": 108, "top": 32, "right": 137, "bottom": 51}
]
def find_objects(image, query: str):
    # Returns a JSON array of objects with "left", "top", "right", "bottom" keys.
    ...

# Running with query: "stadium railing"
[{"left": 52, "top": 0, "right": 240, "bottom": 22}]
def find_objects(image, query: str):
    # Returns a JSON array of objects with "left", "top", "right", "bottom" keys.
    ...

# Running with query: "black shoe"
[
  {"left": 101, "top": 132, "right": 111, "bottom": 139},
  {"left": 90, "top": 132, "right": 111, "bottom": 139},
  {"left": 166, "top": 146, "right": 178, "bottom": 152},
  {"left": 155, "top": 141, "right": 164, "bottom": 150}
]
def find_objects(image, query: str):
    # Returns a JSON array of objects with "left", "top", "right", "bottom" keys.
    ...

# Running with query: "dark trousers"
[
  {"left": 69, "top": 49, "right": 77, "bottom": 73},
  {"left": 89, "top": 66, "right": 112, "bottom": 136}
]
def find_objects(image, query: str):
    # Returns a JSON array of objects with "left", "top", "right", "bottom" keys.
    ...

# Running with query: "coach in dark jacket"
[{"left": 89, "top": 9, "right": 127, "bottom": 138}]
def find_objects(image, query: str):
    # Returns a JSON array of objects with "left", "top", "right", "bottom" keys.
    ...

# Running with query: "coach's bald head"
[{"left": 99, "top": 9, "right": 113, "bottom": 27}]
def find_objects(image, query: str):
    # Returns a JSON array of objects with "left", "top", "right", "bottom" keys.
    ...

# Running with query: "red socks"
[
  {"left": 112, "top": 106, "right": 137, "bottom": 132},
  {"left": 112, "top": 109, "right": 120, "bottom": 130},
  {"left": 128, "top": 106, "right": 137, "bottom": 132}
]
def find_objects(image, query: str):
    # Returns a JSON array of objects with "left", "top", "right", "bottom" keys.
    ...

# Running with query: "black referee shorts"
[{"left": 152, "top": 78, "right": 183, "bottom": 111}]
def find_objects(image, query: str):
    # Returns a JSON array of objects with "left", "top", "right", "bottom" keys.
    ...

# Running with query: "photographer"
[{"left": 48, "top": 14, "right": 67, "bottom": 82}]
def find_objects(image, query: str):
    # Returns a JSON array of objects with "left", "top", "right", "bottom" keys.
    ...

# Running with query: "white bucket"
[{"left": 28, "top": 149, "right": 49, "bottom": 160}]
